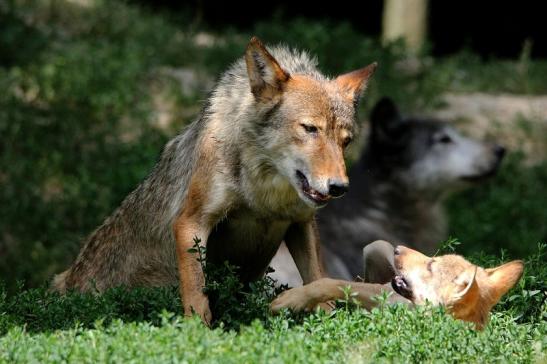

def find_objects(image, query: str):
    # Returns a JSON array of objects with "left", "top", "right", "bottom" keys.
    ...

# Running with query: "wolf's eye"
[
  {"left": 301, "top": 124, "right": 318, "bottom": 134},
  {"left": 342, "top": 137, "right": 352, "bottom": 148},
  {"left": 436, "top": 135, "right": 452, "bottom": 144}
]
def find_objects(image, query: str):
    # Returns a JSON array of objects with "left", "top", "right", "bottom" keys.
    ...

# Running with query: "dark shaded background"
[
  {"left": 132, "top": 0, "right": 546, "bottom": 58},
  {"left": 1, "top": 0, "right": 546, "bottom": 291}
]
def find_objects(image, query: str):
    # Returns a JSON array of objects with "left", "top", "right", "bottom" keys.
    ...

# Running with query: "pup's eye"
[
  {"left": 301, "top": 124, "right": 318, "bottom": 134},
  {"left": 427, "top": 259, "right": 434, "bottom": 273},
  {"left": 342, "top": 137, "right": 352, "bottom": 148}
]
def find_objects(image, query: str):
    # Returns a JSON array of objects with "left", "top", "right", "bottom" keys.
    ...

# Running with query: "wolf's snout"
[
  {"left": 328, "top": 180, "right": 349, "bottom": 198},
  {"left": 494, "top": 145, "right": 506, "bottom": 159}
]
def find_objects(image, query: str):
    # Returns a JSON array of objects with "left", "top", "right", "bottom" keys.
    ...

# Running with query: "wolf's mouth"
[
  {"left": 461, "top": 154, "right": 504, "bottom": 183},
  {"left": 296, "top": 170, "right": 329, "bottom": 206},
  {"left": 391, "top": 275, "right": 413, "bottom": 300},
  {"left": 460, "top": 167, "right": 498, "bottom": 183}
]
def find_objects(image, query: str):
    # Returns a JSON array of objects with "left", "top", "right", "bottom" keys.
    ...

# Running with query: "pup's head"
[
  {"left": 244, "top": 37, "right": 376, "bottom": 208},
  {"left": 366, "top": 98, "right": 505, "bottom": 196},
  {"left": 392, "top": 245, "right": 524, "bottom": 329}
]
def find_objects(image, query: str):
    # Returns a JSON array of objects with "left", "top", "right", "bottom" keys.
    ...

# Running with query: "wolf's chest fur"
[{"left": 207, "top": 206, "right": 292, "bottom": 282}]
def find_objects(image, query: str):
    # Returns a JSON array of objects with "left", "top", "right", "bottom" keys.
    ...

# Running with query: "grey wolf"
[
  {"left": 270, "top": 97, "right": 505, "bottom": 285},
  {"left": 271, "top": 240, "right": 523, "bottom": 329},
  {"left": 52, "top": 37, "right": 377, "bottom": 324}
]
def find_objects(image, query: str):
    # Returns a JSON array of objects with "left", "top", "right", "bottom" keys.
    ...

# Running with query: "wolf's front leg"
[
  {"left": 284, "top": 220, "right": 323, "bottom": 284},
  {"left": 174, "top": 207, "right": 213, "bottom": 325}
]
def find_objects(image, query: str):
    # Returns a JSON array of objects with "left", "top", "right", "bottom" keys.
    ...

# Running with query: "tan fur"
[
  {"left": 173, "top": 155, "right": 214, "bottom": 323},
  {"left": 53, "top": 37, "right": 376, "bottom": 324},
  {"left": 271, "top": 243, "right": 523, "bottom": 330}
]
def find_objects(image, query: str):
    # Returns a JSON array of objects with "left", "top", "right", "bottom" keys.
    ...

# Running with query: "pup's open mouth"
[
  {"left": 296, "top": 170, "right": 329, "bottom": 206},
  {"left": 391, "top": 275, "right": 413, "bottom": 300}
]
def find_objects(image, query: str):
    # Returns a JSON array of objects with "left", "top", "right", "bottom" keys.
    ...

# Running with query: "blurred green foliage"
[
  {"left": 449, "top": 154, "right": 547, "bottom": 257},
  {"left": 1, "top": 0, "right": 546, "bottom": 293}
]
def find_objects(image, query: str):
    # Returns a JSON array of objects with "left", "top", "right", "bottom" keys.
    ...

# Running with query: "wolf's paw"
[
  {"left": 317, "top": 301, "right": 336, "bottom": 312},
  {"left": 184, "top": 293, "right": 212, "bottom": 326},
  {"left": 270, "top": 287, "right": 317, "bottom": 313}
]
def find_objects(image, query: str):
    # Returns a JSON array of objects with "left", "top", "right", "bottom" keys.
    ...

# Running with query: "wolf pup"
[
  {"left": 270, "top": 97, "right": 505, "bottom": 285},
  {"left": 271, "top": 241, "right": 523, "bottom": 330},
  {"left": 52, "top": 37, "right": 377, "bottom": 324}
]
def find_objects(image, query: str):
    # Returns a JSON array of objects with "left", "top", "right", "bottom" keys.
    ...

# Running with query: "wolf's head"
[
  {"left": 365, "top": 98, "right": 505, "bottom": 196},
  {"left": 392, "top": 245, "right": 524, "bottom": 329},
  {"left": 244, "top": 37, "right": 376, "bottom": 208}
]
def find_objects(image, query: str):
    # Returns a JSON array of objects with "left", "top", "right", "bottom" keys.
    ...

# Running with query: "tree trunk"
[{"left": 382, "top": 0, "right": 429, "bottom": 53}]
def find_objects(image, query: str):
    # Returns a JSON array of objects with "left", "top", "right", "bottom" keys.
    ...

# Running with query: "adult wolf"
[{"left": 53, "top": 37, "right": 377, "bottom": 324}]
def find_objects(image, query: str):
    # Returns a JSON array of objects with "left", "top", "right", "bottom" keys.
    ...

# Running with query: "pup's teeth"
[{"left": 394, "top": 276, "right": 406, "bottom": 289}]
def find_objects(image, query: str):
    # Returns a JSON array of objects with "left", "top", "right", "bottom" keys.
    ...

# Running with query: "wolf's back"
[{"left": 55, "top": 121, "right": 203, "bottom": 292}]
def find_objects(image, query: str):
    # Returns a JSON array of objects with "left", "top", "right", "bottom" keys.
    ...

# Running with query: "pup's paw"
[
  {"left": 270, "top": 287, "right": 316, "bottom": 313},
  {"left": 184, "top": 293, "right": 212, "bottom": 326}
]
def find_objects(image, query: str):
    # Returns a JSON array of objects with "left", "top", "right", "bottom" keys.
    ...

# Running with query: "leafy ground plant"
[{"left": 1, "top": 243, "right": 545, "bottom": 363}]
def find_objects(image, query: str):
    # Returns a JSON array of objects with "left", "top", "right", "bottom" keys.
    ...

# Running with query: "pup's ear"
[
  {"left": 245, "top": 36, "right": 290, "bottom": 102},
  {"left": 485, "top": 260, "right": 524, "bottom": 305},
  {"left": 334, "top": 62, "right": 377, "bottom": 103},
  {"left": 452, "top": 266, "right": 479, "bottom": 303}
]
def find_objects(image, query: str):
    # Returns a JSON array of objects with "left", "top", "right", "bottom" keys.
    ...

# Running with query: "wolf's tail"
[{"left": 51, "top": 269, "right": 70, "bottom": 293}]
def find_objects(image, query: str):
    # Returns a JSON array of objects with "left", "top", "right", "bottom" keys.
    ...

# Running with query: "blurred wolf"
[
  {"left": 270, "top": 98, "right": 505, "bottom": 285},
  {"left": 52, "top": 37, "right": 376, "bottom": 324}
]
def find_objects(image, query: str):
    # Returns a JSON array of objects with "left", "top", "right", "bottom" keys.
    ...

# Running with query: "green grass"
[
  {"left": 1, "top": 244, "right": 545, "bottom": 363},
  {"left": 1, "top": 307, "right": 544, "bottom": 363},
  {"left": 1, "top": 274, "right": 545, "bottom": 363},
  {"left": 2, "top": 0, "right": 547, "bottom": 362}
]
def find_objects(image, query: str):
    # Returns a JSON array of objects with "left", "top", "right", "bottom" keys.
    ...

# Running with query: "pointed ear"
[
  {"left": 452, "top": 266, "right": 479, "bottom": 302},
  {"left": 485, "top": 260, "right": 524, "bottom": 304},
  {"left": 370, "top": 97, "right": 402, "bottom": 127},
  {"left": 245, "top": 36, "right": 290, "bottom": 102},
  {"left": 369, "top": 97, "right": 405, "bottom": 144},
  {"left": 334, "top": 62, "right": 377, "bottom": 103}
]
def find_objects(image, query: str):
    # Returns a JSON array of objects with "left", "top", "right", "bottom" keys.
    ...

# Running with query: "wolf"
[
  {"left": 270, "top": 240, "right": 524, "bottom": 330},
  {"left": 269, "top": 97, "right": 506, "bottom": 285},
  {"left": 52, "top": 37, "right": 377, "bottom": 324}
]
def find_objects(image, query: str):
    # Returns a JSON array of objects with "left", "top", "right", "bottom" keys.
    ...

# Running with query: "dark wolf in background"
[
  {"left": 53, "top": 37, "right": 376, "bottom": 323},
  {"left": 270, "top": 98, "right": 505, "bottom": 284}
]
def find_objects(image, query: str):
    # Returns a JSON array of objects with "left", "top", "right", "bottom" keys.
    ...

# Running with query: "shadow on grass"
[{"left": 0, "top": 284, "right": 182, "bottom": 335}]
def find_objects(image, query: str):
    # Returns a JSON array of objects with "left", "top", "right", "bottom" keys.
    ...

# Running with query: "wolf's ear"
[
  {"left": 334, "top": 62, "right": 377, "bottom": 103},
  {"left": 485, "top": 260, "right": 524, "bottom": 304},
  {"left": 370, "top": 97, "right": 401, "bottom": 127},
  {"left": 245, "top": 36, "right": 290, "bottom": 102},
  {"left": 369, "top": 97, "right": 405, "bottom": 144}
]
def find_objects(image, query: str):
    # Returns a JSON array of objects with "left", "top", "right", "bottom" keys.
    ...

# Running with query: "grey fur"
[{"left": 53, "top": 42, "right": 367, "bottom": 293}]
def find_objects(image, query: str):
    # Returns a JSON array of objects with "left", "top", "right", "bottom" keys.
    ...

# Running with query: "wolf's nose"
[
  {"left": 328, "top": 181, "right": 349, "bottom": 197},
  {"left": 394, "top": 246, "right": 402, "bottom": 255},
  {"left": 494, "top": 145, "right": 506, "bottom": 159}
]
